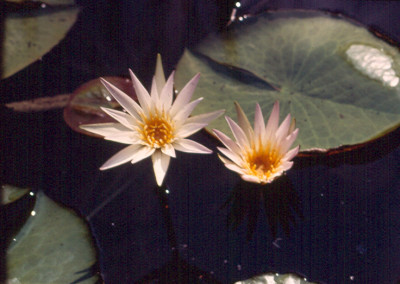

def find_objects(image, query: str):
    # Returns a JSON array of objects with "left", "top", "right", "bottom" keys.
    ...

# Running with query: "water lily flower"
[
  {"left": 80, "top": 55, "right": 224, "bottom": 186},
  {"left": 213, "top": 102, "right": 299, "bottom": 184}
]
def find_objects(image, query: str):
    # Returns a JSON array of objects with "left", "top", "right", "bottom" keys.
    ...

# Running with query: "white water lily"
[
  {"left": 213, "top": 102, "right": 299, "bottom": 184},
  {"left": 80, "top": 55, "right": 223, "bottom": 186}
]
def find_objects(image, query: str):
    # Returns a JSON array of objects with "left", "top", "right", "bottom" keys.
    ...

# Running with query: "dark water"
[{"left": 1, "top": 1, "right": 399, "bottom": 283}]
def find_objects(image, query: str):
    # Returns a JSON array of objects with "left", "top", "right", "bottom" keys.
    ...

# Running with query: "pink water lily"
[
  {"left": 81, "top": 55, "right": 223, "bottom": 186},
  {"left": 213, "top": 101, "right": 299, "bottom": 184}
]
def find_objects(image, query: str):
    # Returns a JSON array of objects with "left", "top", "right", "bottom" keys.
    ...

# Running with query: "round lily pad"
[
  {"left": 6, "top": 190, "right": 99, "bottom": 283},
  {"left": 175, "top": 10, "right": 400, "bottom": 152},
  {"left": 2, "top": 0, "right": 80, "bottom": 79},
  {"left": 63, "top": 76, "right": 136, "bottom": 137}
]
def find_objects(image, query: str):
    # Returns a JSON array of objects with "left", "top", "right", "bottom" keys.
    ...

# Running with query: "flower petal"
[
  {"left": 79, "top": 122, "right": 131, "bottom": 137},
  {"left": 212, "top": 129, "right": 241, "bottom": 154},
  {"left": 241, "top": 174, "right": 261, "bottom": 184},
  {"left": 265, "top": 101, "right": 280, "bottom": 138},
  {"left": 234, "top": 101, "right": 254, "bottom": 140},
  {"left": 275, "top": 113, "right": 291, "bottom": 141},
  {"left": 100, "top": 78, "right": 142, "bottom": 120},
  {"left": 185, "top": 109, "right": 225, "bottom": 125},
  {"left": 279, "top": 128, "right": 299, "bottom": 154},
  {"left": 282, "top": 145, "right": 300, "bottom": 162},
  {"left": 253, "top": 103, "right": 265, "bottom": 141},
  {"left": 159, "top": 71, "right": 175, "bottom": 109},
  {"left": 226, "top": 116, "right": 249, "bottom": 148},
  {"left": 170, "top": 73, "right": 200, "bottom": 116},
  {"left": 155, "top": 54, "right": 166, "bottom": 95},
  {"left": 152, "top": 150, "right": 171, "bottom": 186},
  {"left": 217, "top": 146, "right": 243, "bottom": 166},
  {"left": 129, "top": 69, "right": 152, "bottom": 116},
  {"left": 173, "top": 139, "right": 212, "bottom": 154},
  {"left": 161, "top": 143, "right": 176, "bottom": 158},
  {"left": 218, "top": 154, "right": 246, "bottom": 175},
  {"left": 100, "top": 107, "right": 138, "bottom": 130},
  {"left": 175, "top": 123, "right": 207, "bottom": 138},
  {"left": 130, "top": 146, "right": 155, "bottom": 164},
  {"left": 100, "top": 144, "right": 143, "bottom": 170},
  {"left": 173, "top": 97, "right": 204, "bottom": 126}
]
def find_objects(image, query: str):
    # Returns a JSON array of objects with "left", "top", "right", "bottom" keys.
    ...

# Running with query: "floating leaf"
[
  {"left": 1, "top": 1, "right": 80, "bottom": 79},
  {"left": 175, "top": 10, "right": 400, "bottom": 152},
  {"left": 235, "top": 272, "right": 316, "bottom": 284},
  {"left": 63, "top": 76, "right": 136, "bottom": 137},
  {"left": 6, "top": 190, "right": 99, "bottom": 283}
]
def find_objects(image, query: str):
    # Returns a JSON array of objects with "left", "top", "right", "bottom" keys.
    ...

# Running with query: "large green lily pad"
[
  {"left": 6, "top": 189, "right": 99, "bottom": 283},
  {"left": 2, "top": 0, "right": 79, "bottom": 79},
  {"left": 175, "top": 10, "right": 400, "bottom": 152}
]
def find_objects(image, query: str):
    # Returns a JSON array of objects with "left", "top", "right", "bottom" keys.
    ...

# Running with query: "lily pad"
[
  {"left": 235, "top": 272, "right": 316, "bottom": 284},
  {"left": 2, "top": 0, "right": 80, "bottom": 79},
  {"left": 63, "top": 76, "right": 136, "bottom": 137},
  {"left": 175, "top": 10, "right": 400, "bottom": 152},
  {"left": 6, "top": 190, "right": 99, "bottom": 283}
]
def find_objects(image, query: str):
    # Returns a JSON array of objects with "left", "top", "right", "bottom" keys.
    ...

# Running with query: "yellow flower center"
[
  {"left": 140, "top": 112, "right": 174, "bottom": 148},
  {"left": 244, "top": 146, "right": 281, "bottom": 184}
]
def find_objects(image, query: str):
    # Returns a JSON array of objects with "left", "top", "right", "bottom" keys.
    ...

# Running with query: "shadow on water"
[{"left": 223, "top": 175, "right": 303, "bottom": 241}]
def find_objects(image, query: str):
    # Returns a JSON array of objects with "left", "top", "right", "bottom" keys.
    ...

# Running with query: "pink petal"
[
  {"left": 170, "top": 73, "right": 201, "bottom": 116},
  {"left": 173, "top": 139, "right": 212, "bottom": 154},
  {"left": 100, "top": 144, "right": 143, "bottom": 170}
]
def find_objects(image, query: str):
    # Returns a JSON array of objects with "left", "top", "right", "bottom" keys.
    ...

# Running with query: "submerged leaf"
[
  {"left": 175, "top": 10, "right": 400, "bottom": 152},
  {"left": 7, "top": 191, "right": 99, "bottom": 283},
  {"left": 1, "top": 1, "right": 79, "bottom": 79}
]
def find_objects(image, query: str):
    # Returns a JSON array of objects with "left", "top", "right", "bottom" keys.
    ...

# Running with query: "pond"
[{"left": 1, "top": 0, "right": 400, "bottom": 283}]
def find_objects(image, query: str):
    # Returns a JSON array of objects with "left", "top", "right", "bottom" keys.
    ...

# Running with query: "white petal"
[
  {"left": 185, "top": 109, "right": 224, "bottom": 125},
  {"left": 212, "top": 129, "right": 241, "bottom": 155},
  {"left": 170, "top": 73, "right": 201, "bottom": 116},
  {"left": 130, "top": 146, "right": 155, "bottom": 164},
  {"left": 173, "top": 139, "right": 212, "bottom": 154},
  {"left": 280, "top": 160, "right": 294, "bottom": 172},
  {"left": 100, "top": 107, "right": 137, "bottom": 130},
  {"left": 254, "top": 103, "right": 265, "bottom": 140},
  {"left": 173, "top": 97, "right": 203, "bottom": 126},
  {"left": 282, "top": 145, "right": 299, "bottom": 162},
  {"left": 104, "top": 133, "right": 140, "bottom": 144},
  {"left": 161, "top": 143, "right": 176, "bottom": 157},
  {"left": 155, "top": 54, "right": 166, "bottom": 94},
  {"left": 129, "top": 69, "right": 152, "bottom": 115},
  {"left": 159, "top": 71, "right": 175, "bottom": 109},
  {"left": 217, "top": 146, "right": 243, "bottom": 166},
  {"left": 226, "top": 116, "right": 249, "bottom": 148},
  {"left": 150, "top": 76, "right": 160, "bottom": 108},
  {"left": 175, "top": 122, "right": 207, "bottom": 138},
  {"left": 265, "top": 101, "right": 280, "bottom": 138},
  {"left": 234, "top": 102, "right": 253, "bottom": 139},
  {"left": 241, "top": 174, "right": 261, "bottom": 184},
  {"left": 100, "top": 144, "right": 143, "bottom": 170},
  {"left": 218, "top": 155, "right": 246, "bottom": 175},
  {"left": 275, "top": 114, "right": 291, "bottom": 141},
  {"left": 279, "top": 128, "right": 299, "bottom": 154},
  {"left": 152, "top": 151, "right": 171, "bottom": 186},
  {"left": 100, "top": 78, "right": 142, "bottom": 120},
  {"left": 79, "top": 122, "right": 131, "bottom": 137}
]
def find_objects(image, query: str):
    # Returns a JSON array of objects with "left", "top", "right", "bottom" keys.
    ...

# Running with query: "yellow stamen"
[
  {"left": 244, "top": 145, "right": 281, "bottom": 183},
  {"left": 140, "top": 112, "right": 174, "bottom": 148}
]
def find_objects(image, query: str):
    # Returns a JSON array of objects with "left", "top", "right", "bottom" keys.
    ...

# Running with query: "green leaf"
[
  {"left": 175, "top": 10, "right": 400, "bottom": 151},
  {"left": 6, "top": 190, "right": 99, "bottom": 283},
  {"left": 2, "top": 1, "right": 80, "bottom": 79}
]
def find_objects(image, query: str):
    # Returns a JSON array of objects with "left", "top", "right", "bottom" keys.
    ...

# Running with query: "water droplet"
[
  {"left": 235, "top": 2, "right": 241, "bottom": 8},
  {"left": 29, "top": 192, "right": 35, "bottom": 196},
  {"left": 40, "top": 3, "right": 47, "bottom": 8},
  {"left": 237, "top": 264, "right": 242, "bottom": 271},
  {"left": 111, "top": 222, "right": 115, "bottom": 226},
  {"left": 30, "top": 211, "right": 36, "bottom": 216},
  {"left": 165, "top": 189, "right": 170, "bottom": 194},
  {"left": 349, "top": 275, "right": 355, "bottom": 281},
  {"left": 223, "top": 259, "right": 228, "bottom": 264}
]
